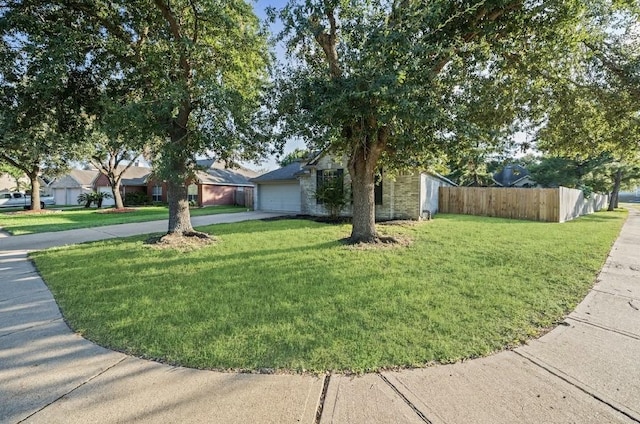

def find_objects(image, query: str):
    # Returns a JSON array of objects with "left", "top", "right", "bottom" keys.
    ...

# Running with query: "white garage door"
[
  {"left": 54, "top": 188, "right": 82, "bottom": 206},
  {"left": 98, "top": 186, "right": 115, "bottom": 206},
  {"left": 258, "top": 183, "right": 301, "bottom": 213}
]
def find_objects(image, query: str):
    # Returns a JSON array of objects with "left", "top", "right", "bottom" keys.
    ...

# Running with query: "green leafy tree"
[
  {"left": 273, "top": 0, "right": 585, "bottom": 243},
  {"left": 3, "top": 1, "right": 272, "bottom": 234},
  {"left": 314, "top": 175, "right": 349, "bottom": 220},
  {"left": 0, "top": 163, "right": 27, "bottom": 192},
  {"left": 0, "top": 13, "right": 93, "bottom": 210},
  {"left": 278, "top": 148, "right": 310, "bottom": 167},
  {"left": 535, "top": 2, "right": 640, "bottom": 210}
]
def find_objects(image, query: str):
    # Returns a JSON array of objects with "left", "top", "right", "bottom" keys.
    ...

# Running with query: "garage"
[
  {"left": 257, "top": 182, "right": 301, "bottom": 213},
  {"left": 98, "top": 186, "right": 115, "bottom": 207}
]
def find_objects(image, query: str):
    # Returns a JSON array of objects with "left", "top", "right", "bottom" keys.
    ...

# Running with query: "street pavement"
[{"left": 0, "top": 209, "right": 638, "bottom": 423}]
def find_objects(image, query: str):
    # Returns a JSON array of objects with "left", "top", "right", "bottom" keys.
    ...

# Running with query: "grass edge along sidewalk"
[
  {"left": 0, "top": 205, "right": 246, "bottom": 235},
  {"left": 31, "top": 209, "right": 627, "bottom": 374}
]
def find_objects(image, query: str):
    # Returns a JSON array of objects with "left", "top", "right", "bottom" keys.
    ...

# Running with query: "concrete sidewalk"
[{"left": 1, "top": 210, "right": 639, "bottom": 423}]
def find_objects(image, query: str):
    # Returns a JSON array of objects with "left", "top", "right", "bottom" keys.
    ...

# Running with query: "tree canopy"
[
  {"left": 272, "top": 0, "right": 588, "bottom": 242},
  {"left": 2, "top": 1, "right": 273, "bottom": 230}
]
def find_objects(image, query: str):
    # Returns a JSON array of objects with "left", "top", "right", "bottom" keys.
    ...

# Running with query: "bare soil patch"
[
  {"left": 342, "top": 234, "right": 413, "bottom": 250},
  {"left": 5, "top": 209, "right": 62, "bottom": 215},
  {"left": 145, "top": 231, "right": 216, "bottom": 252}
]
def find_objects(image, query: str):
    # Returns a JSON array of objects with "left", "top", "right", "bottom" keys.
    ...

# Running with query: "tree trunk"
[
  {"left": 348, "top": 138, "right": 384, "bottom": 243},
  {"left": 167, "top": 180, "right": 193, "bottom": 234},
  {"left": 608, "top": 168, "right": 622, "bottom": 211},
  {"left": 29, "top": 173, "right": 41, "bottom": 211},
  {"left": 112, "top": 180, "right": 124, "bottom": 209}
]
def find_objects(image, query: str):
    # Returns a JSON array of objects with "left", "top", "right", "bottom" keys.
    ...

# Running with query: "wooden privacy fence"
[{"left": 438, "top": 187, "right": 608, "bottom": 223}]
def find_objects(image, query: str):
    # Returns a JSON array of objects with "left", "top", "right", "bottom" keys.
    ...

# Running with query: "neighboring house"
[
  {"left": 189, "top": 160, "right": 257, "bottom": 207},
  {"left": 251, "top": 152, "right": 456, "bottom": 220},
  {"left": 51, "top": 161, "right": 256, "bottom": 207},
  {"left": 94, "top": 165, "right": 152, "bottom": 206},
  {"left": 493, "top": 164, "right": 537, "bottom": 188},
  {"left": 0, "top": 172, "right": 31, "bottom": 192},
  {"left": 49, "top": 169, "right": 100, "bottom": 205}
]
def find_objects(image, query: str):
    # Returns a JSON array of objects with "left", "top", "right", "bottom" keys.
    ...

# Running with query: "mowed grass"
[
  {"left": 31, "top": 210, "right": 627, "bottom": 373},
  {"left": 0, "top": 205, "right": 245, "bottom": 235}
]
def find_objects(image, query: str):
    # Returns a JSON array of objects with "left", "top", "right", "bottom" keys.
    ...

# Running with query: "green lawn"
[
  {"left": 0, "top": 205, "right": 245, "bottom": 235},
  {"left": 31, "top": 210, "right": 627, "bottom": 373}
]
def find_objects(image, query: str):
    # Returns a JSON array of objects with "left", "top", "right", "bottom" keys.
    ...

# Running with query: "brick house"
[
  {"left": 51, "top": 161, "right": 256, "bottom": 207},
  {"left": 252, "top": 152, "right": 456, "bottom": 219}
]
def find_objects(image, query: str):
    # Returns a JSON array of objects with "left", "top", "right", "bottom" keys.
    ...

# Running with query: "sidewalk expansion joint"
[
  {"left": 567, "top": 316, "right": 640, "bottom": 341},
  {"left": 17, "top": 355, "right": 127, "bottom": 423},
  {"left": 314, "top": 374, "right": 331, "bottom": 424},
  {"left": 514, "top": 351, "right": 640, "bottom": 423},
  {"left": 592, "top": 288, "right": 640, "bottom": 302},
  {"left": 0, "top": 318, "right": 63, "bottom": 339},
  {"left": 378, "top": 373, "right": 433, "bottom": 424}
]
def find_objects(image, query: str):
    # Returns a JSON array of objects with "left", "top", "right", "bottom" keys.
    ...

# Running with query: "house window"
[
  {"left": 152, "top": 185, "right": 163, "bottom": 202},
  {"left": 187, "top": 184, "right": 198, "bottom": 203},
  {"left": 375, "top": 178, "right": 383, "bottom": 205},
  {"left": 316, "top": 169, "right": 344, "bottom": 204}
]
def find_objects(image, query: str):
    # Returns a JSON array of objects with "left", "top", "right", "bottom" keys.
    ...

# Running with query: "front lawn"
[
  {"left": 0, "top": 205, "right": 245, "bottom": 235},
  {"left": 31, "top": 210, "right": 627, "bottom": 373}
]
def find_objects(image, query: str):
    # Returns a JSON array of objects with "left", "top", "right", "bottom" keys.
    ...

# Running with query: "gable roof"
[
  {"left": 50, "top": 169, "right": 99, "bottom": 188},
  {"left": 120, "top": 166, "right": 152, "bottom": 186},
  {"left": 493, "top": 164, "right": 530, "bottom": 187},
  {"left": 196, "top": 158, "right": 215, "bottom": 170},
  {"left": 196, "top": 162, "right": 258, "bottom": 186},
  {"left": 251, "top": 161, "right": 306, "bottom": 183}
]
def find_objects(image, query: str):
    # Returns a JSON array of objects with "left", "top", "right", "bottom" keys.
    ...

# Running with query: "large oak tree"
[
  {"left": 2, "top": 1, "right": 272, "bottom": 233},
  {"left": 273, "top": 0, "right": 586, "bottom": 243}
]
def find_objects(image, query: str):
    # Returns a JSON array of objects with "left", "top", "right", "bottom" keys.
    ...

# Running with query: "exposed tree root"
[
  {"left": 342, "top": 234, "right": 412, "bottom": 249},
  {"left": 145, "top": 230, "right": 215, "bottom": 251}
]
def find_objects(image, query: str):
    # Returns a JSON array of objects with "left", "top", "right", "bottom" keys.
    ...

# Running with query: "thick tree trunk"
[
  {"left": 29, "top": 173, "right": 41, "bottom": 211},
  {"left": 112, "top": 180, "right": 124, "bottom": 209},
  {"left": 348, "top": 138, "right": 384, "bottom": 243},
  {"left": 608, "top": 168, "right": 622, "bottom": 211},
  {"left": 167, "top": 180, "right": 193, "bottom": 234}
]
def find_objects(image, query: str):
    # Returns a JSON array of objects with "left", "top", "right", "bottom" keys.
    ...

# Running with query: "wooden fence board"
[{"left": 438, "top": 187, "right": 606, "bottom": 222}]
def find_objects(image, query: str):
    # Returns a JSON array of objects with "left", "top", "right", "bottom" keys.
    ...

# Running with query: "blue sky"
[{"left": 239, "top": 0, "right": 306, "bottom": 172}]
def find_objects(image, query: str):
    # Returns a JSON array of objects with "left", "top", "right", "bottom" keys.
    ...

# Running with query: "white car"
[{"left": 0, "top": 192, "right": 56, "bottom": 209}]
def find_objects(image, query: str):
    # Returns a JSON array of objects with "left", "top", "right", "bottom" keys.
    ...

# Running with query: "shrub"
[
  {"left": 315, "top": 177, "right": 349, "bottom": 220},
  {"left": 124, "top": 192, "right": 151, "bottom": 206}
]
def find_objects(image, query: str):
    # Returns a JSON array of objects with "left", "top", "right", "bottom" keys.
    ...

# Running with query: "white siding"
[
  {"left": 98, "top": 186, "right": 115, "bottom": 206},
  {"left": 53, "top": 188, "right": 84, "bottom": 206}
]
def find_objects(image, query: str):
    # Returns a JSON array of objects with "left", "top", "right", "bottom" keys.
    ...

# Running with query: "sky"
[{"left": 239, "top": 0, "right": 306, "bottom": 172}]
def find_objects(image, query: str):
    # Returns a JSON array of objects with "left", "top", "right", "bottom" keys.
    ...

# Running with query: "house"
[
  {"left": 251, "top": 152, "right": 456, "bottom": 220},
  {"left": 49, "top": 169, "right": 100, "bottom": 205},
  {"left": 188, "top": 160, "right": 257, "bottom": 207},
  {"left": 95, "top": 165, "right": 152, "bottom": 206},
  {"left": 50, "top": 161, "right": 256, "bottom": 207},
  {"left": 0, "top": 172, "right": 31, "bottom": 192},
  {"left": 492, "top": 164, "right": 537, "bottom": 188}
]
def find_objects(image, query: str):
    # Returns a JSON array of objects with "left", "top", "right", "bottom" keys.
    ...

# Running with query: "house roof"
[
  {"left": 196, "top": 162, "right": 258, "bottom": 186},
  {"left": 196, "top": 158, "right": 215, "bottom": 170},
  {"left": 50, "top": 169, "right": 99, "bottom": 188},
  {"left": 426, "top": 172, "right": 457, "bottom": 187},
  {"left": 250, "top": 161, "right": 306, "bottom": 183},
  {"left": 493, "top": 164, "right": 530, "bottom": 187},
  {"left": 120, "top": 166, "right": 152, "bottom": 186}
]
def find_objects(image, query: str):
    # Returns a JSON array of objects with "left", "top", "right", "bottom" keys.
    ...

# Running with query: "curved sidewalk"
[{"left": 1, "top": 210, "right": 639, "bottom": 423}]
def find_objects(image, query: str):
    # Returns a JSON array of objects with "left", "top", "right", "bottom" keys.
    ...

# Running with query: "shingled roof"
[{"left": 250, "top": 161, "right": 305, "bottom": 183}]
